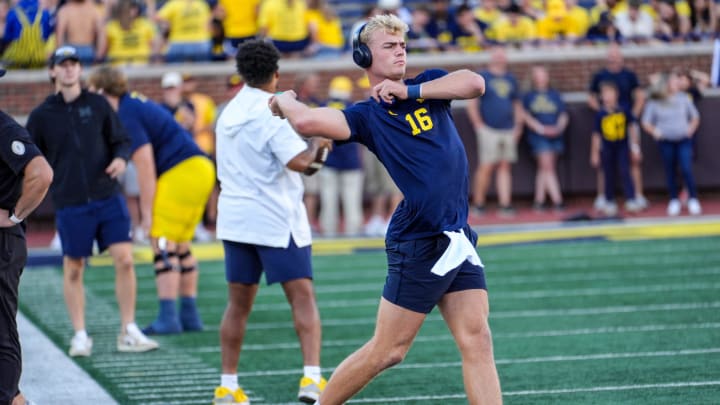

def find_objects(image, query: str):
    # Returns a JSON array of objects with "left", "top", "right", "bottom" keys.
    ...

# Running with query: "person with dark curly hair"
[{"left": 212, "top": 39, "right": 331, "bottom": 405}]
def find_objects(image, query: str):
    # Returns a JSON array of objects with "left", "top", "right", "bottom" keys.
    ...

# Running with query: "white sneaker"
[
  {"left": 118, "top": 323, "right": 159, "bottom": 352},
  {"left": 667, "top": 199, "right": 681, "bottom": 216},
  {"left": 635, "top": 195, "right": 649, "bottom": 210},
  {"left": 602, "top": 201, "right": 618, "bottom": 216},
  {"left": 687, "top": 198, "right": 702, "bottom": 216},
  {"left": 69, "top": 334, "right": 93, "bottom": 357},
  {"left": 364, "top": 215, "right": 386, "bottom": 237},
  {"left": 593, "top": 195, "right": 607, "bottom": 211},
  {"left": 625, "top": 199, "right": 643, "bottom": 213},
  {"left": 49, "top": 232, "right": 61, "bottom": 251}
]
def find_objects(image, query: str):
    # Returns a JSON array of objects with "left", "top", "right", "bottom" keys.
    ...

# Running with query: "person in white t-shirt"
[{"left": 212, "top": 40, "right": 332, "bottom": 405}]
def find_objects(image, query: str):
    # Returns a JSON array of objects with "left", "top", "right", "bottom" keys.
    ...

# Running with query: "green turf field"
[{"left": 19, "top": 235, "right": 720, "bottom": 404}]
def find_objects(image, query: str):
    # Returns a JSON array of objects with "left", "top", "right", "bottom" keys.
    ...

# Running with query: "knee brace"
[
  {"left": 154, "top": 251, "right": 177, "bottom": 276},
  {"left": 177, "top": 249, "right": 196, "bottom": 274}
]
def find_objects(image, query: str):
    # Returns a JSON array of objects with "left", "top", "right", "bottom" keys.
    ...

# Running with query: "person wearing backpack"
[{"left": 0, "top": 0, "right": 52, "bottom": 68}]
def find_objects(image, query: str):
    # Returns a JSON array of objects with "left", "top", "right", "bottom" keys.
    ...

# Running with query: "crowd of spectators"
[{"left": 1, "top": 0, "right": 718, "bottom": 68}]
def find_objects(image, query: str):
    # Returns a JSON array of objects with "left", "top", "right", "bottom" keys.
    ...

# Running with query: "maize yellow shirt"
[
  {"left": 258, "top": 0, "right": 309, "bottom": 42},
  {"left": 219, "top": 0, "right": 260, "bottom": 38},
  {"left": 536, "top": 11, "right": 587, "bottom": 40},
  {"left": 105, "top": 18, "right": 156, "bottom": 65},
  {"left": 306, "top": 9, "right": 344, "bottom": 48},
  {"left": 188, "top": 92, "right": 217, "bottom": 156},
  {"left": 487, "top": 16, "right": 537, "bottom": 44},
  {"left": 474, "top": 7, "right": 503, "bottom": 27},
  {"left": 157, "top": 0, "right": 211, "bottom": 43}
]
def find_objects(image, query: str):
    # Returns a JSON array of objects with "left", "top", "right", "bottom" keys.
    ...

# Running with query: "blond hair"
[
  {"left": 87, "top": 65, "right": 128, "bottom": 97},
  {"left": 360, "top": 13, "right": 408, "bottom": 45}
]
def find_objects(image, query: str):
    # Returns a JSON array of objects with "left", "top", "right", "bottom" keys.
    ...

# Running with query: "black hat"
[{"left": 50, "top": 46, "right": 80, "bottom": 67}]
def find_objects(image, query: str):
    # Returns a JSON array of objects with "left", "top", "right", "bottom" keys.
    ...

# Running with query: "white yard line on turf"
[
  {"left": 256, "top": 380, "right": 720, "bottom": 404},
  {"left": 191, "top": 296, "right": 720, "bottom": 332},
  {"left": 181, "top": 319, "right": 720, "bottom": 354},
  {"left": 199, "top": 347, "right": 720, "bottom": 378},
  {"left": 17, "top": 313, "right": 119, "bottom": 405}
]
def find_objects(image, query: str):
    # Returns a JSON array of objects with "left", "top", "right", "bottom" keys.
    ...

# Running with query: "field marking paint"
[
  {"left": 503, "top": 380, "right": 720, "bottom": 396},
  {"left": 320, "top": 380, "right": 720, "bottom": 403},
  {"left": 191, "top": 300, "right": 720, "bottom": 332},
  {"left": 186, "top": 321, "right": 720, "bottom": 354},
  {"left": 229, "top": 347, "right": 720, "bottom": 378}
]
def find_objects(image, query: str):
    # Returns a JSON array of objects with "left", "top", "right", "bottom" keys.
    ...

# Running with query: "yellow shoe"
[
  {"left": 298, "top": 376, "right": 326, "bottom": 404},
  {"left": 213, "top": 386, "right": 249, "bottom": 405}
]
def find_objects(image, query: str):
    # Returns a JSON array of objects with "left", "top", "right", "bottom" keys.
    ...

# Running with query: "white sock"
[
  {"left": 221, "top": 374, "right": 238, "bottom": 391},
  {"left": 125, "top": 322, "right": 139, "bottom": 334},
  {"left": 74, "top": 330, "right": 88, "bottom": 340},
  {"left": 304, "top": 365, "right": 322, "bottom": 382}
]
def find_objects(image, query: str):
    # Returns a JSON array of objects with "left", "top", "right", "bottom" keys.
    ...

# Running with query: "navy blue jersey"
[
  {"left": 342, "top": 69, "right": 469, "bottom": 241},
  {"left": 589, "top": 68, "right": 639, "bottom": 111},
  {"left": 119, "top": 92, "right": 204, "bottom": 176},
  {"left": 594, "top": 106, "right": 635, "bottom": 144}
]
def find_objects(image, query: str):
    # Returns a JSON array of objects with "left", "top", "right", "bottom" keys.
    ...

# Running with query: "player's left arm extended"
[
  {"left": 271, "top": 91, "right": 352, "bottom": 141},
  {"left": 414, "top": 69, "right": 486, "bottom": 100}
]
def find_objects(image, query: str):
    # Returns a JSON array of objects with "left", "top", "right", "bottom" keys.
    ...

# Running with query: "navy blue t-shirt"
[
  {"left": 119, "top": 92, "right": 204, "bottom": 176},
  {"left": 477, "top": 70, "right": 519, "bottom": 130},
  {"left": 589, "top": 68, "right": 639, "bottom": 111},
  {"left": 522, "top": 89, "right": 566, "bottom": 137},
  {"left": 342, "top": 69, "right": 469, "bottom": 241}
]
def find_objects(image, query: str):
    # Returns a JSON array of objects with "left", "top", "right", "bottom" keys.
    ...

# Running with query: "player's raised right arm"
[{"left": 270, "top": 91, "right": 352, "bottom": 141}]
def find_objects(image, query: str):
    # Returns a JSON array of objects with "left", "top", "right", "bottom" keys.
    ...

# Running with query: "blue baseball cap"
[{"left": 50, "top": 46, "right": 80, "bottom": 67}]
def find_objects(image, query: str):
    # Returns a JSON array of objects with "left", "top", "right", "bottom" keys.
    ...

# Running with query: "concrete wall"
[{"left": 1, "top": 43, "right": 712, "bottom": 117}]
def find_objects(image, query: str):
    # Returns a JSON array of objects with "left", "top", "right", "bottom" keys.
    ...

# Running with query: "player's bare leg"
[
  {"left": 318, "top": 298, "right": 426, "bottom": 404},
  {"left": 438, "top": 289, "right": 502, "bottom": 405},
  {"left": 220, "top": 282, "right": 259, "bottom": 373},
  {"left": 62, "top": 256, "right": 87, "bottom": 332},
  {"left": 282, "top": 278, "right": 322, "bottom": 366},
  {"left": 107, "top": 242, "right": 136, "bottom": 330}
]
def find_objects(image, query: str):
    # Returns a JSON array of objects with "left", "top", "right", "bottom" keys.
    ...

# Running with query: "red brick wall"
[{"left": 1, "top": 44, "right": 712, "bottom": 118}]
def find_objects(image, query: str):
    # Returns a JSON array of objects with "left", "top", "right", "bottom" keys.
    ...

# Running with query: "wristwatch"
[{"left": 9, "top": 208, "right": 23, "bottom": 224}]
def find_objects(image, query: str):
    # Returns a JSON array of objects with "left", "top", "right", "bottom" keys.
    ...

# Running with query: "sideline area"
[{"left": 18, "top": 313, "right": 118, "bottom": 405}]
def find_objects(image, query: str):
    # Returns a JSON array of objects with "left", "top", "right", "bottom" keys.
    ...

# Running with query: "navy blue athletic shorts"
[
  {"left": 222, "top": 237, "right": 312, "bottom": 285},
  {"left": 383, "top": 224, "right": 487, "bottom": 314},
  {"left": 55, "top": 194, "right": 131, "bottom": 258}
]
